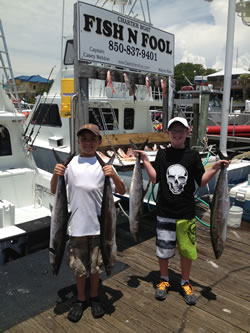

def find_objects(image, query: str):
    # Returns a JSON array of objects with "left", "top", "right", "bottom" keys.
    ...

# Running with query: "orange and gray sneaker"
[
  {"left": 180, "top": 282, "right": 197, "bottom": 305},
  {"left": 155, "top": 280, "right": 170, "bottom": 300}
]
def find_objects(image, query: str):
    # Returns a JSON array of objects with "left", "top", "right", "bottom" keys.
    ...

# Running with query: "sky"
[{"left": 0, "top": 0, "right": 249, "bottom": 80}]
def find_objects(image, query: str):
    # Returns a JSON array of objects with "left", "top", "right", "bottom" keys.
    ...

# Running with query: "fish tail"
[
  {"left": 96, "top": 151, "right": 115, "bottom": 167},
  {"left": 215, "top": 146, "right": 230, "bottom": 160},
  {"left": 52, "top": 149, "right": 74, "bottom": 166},
  {"left": 130, "top": 139, "right": 149, "bottom": 151},
  {"left": 52, "top": 149, "right": 64, "bottom": 164}
]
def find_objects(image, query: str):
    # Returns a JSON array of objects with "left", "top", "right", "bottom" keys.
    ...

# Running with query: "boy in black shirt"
[{"left": 137, "top": 117, "right": 229, "bottom": 305}]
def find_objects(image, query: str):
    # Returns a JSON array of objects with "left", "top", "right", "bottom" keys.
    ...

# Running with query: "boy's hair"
[{"left": 77, "top": 123, "right": 102, "bottom": 139}]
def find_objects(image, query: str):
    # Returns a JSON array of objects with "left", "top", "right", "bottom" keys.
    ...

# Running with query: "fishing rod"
[
  {"left": 29, "top": 92, "right": 58, "bottom": 149},
  {"left": 23, "top": 65, "right": 56, "bottom": 140}
]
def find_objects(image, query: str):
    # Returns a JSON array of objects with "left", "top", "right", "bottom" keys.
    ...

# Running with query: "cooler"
[{"left": 229, "top": 180, "right": 250, "bottom": 222}]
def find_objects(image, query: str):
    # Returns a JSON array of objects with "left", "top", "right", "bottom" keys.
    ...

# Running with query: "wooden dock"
[{"left": 3, "top": 211, "right": 250, "bottom": 333}]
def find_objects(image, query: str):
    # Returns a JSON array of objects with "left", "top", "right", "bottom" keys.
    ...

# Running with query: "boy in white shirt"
[{"left": 51, "top": 123, "right": 126, "bottom": 322}]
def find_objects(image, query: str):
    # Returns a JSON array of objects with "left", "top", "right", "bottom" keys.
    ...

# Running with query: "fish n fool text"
[{"left": 82, "top": 14, "right": 173, "bottom": 55}]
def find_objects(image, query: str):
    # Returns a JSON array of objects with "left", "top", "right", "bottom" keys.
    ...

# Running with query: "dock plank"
[{"left": 3, "top": 213, "right": 250, "bottom": 333}]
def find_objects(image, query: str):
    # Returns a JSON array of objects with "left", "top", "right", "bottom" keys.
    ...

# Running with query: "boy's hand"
[
  {"left": 133, "top": 150, "right": 150, "bottom": 162},
  {"left": 103, "top": 165, "right": 115, "bottom": 177},
  {"left": 53, "top": 163, "right": 66, "bottom": 176},
  {"left": 213, "top": 159, "right": 231, "bottom": 171}
]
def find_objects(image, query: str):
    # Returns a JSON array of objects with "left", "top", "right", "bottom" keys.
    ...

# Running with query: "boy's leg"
[
  {"left": 89, "top": 237, "right": 105, "bottom": 318},
  {"left": 67, "top": 236, "right": 89, "bottom": 322},
  {"left": 155, "top": 257, "right": 170, "bottom": 300},
  {"left": 68, "top": 275, "right": 88, "bottom": 323},
  {"left": 90, "top": 273, "right": 99, "bottom": 298},
  {"left": 76, "top": 274, "right": 87, "bottom": 301},
  {"left": 180, "top": 255, "right": 197, "bottom": 305},
  {"left": 180, "top": 255, "right": 191, "bottom": 281},
  {"left": 155, "top": 216, "right": 176, "bottom": 301},
  {"left": 158, "top": 257, "right": 169, "bottom": 277}
]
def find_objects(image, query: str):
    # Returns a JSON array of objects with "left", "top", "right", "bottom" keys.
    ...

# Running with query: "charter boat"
[
  {"left": 22, "top": 0, "right": 250, "bottom": 206},
  {"left": 0, "top": 84, "right": 53, "bottom": 264}
]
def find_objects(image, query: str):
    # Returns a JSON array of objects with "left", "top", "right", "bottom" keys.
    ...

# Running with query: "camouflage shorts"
[{"left": 67, "top": 235, "right": 103, "bottom": 276}]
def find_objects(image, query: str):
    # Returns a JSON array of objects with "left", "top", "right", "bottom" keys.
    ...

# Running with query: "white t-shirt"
[{"left": 65, "top": 155, "right": 114, "bottom": 237}]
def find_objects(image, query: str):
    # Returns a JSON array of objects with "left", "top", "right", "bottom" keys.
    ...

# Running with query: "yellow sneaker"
[
  {"left": 155, "top": 280, "right": 170, "bottom": 300},
  {"left": 180, "top": 282, "right": 197, "bottom": 305}
]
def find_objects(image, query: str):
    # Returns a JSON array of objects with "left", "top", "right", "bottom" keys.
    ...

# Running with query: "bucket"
[{"left": 227, "top": 206, "right": 243, "bottom": 228}]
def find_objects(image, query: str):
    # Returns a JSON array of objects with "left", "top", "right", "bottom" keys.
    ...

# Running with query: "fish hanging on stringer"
[
  {"left": 106, "top": 70, "right": 115, "bottom": 94},
  {"left": 161, "top": 79, "right": 167, "bottom": 98},
  {"left": 123, "top": 73, "right": 137, "bottom": 102},
  {"left": 146, "top": 75, "right": 151, "bottom": 96}
]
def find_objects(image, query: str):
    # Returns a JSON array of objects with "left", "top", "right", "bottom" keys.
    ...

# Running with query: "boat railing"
[{"left": 173, "top": 109, "right": 250, "bottom": 137}]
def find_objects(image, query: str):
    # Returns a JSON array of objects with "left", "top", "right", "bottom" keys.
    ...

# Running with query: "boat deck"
[{"left": 2, "top": 211, "right": 250, "bottom": 333}]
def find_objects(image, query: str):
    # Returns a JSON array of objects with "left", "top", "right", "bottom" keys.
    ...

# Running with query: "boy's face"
[
  {"left": 167, "top": 123, "right": 189, "bottom": 149},
  {"left": 78, "top": 130, "right": 101, "bottom": 157}
]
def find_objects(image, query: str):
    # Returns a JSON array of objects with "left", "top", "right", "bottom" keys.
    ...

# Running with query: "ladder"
[{"left": 0, "top": 19, "right": 21, "bottom": 112}]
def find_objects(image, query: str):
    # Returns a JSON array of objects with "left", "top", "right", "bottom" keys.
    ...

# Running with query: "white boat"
[
  {"left": 0, "top": 84, "right": 53, "bottom": 264},
  {"left": 23, "top": 39, "right": 167, "bottom": 173}
]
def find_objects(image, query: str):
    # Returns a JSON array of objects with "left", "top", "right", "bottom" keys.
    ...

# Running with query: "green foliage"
[{"left": 174, "top": 62, "right": 217, "bottom": 92}]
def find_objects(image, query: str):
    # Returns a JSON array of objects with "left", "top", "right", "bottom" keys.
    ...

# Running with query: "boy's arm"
[
  {"left": 50, "top": 164, "right": 66, "bottom": 194},
  {"left": 200, "top": 159, "right": 230, "bottom": 187},
  {"left": 133, "top": 150, "right": 157, "bottom": 184},
  {"left": 102, "top": 165, "right": 126, "bottom": 195}
]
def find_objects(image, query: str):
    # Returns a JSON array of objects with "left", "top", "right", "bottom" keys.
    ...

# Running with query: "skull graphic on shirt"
[{"left": 166, "top": 164, "right": 188, "bottom": 194}]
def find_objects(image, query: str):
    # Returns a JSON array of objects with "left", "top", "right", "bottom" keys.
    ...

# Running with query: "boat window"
[
  {"left": 64, "top": 39, "right": 74, "bottom": 65},
  {"left": 89, "top": 108, "right": 119, "bottom": 130},
  {"left": 124, "top": 108, "right": 134, "bottom": 130},
  {"left": 0, "top": 125, "right": 12, "bottom": 156},
  {"left": 31, "top": 104, "right": 62, "bottom": 127}
]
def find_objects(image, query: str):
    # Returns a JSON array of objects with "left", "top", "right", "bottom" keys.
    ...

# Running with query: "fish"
[
  {"left": 96, "top": 153, "right": 117, "bottom": 276},
  {"left": 146, "top": 75, "right": 151, "bottom": 96},
  {"left": 106, "top": 70, "right": 115, "bottom": 94},
  {"left": 129, "top": 139, "right": 150, "bottom": 242},
  {"left": 106, "top": 150, "right": 115, "bottom": 157},
  {"left": 96, "top": 151, "right": 109, "bottom": 163},
  {"left": 117, "top": 147, "right": 129, "bottom": 158},
  {"left": 123, "top": 73, "right": 136, "bottom": 101},
  {"left": 210, "top": 149, "right": 230, "bottom": 259},
  {"left": 49, "top": 150, "right": 74, "bottom": 275},
  {"left": 126, "top": 147, "right": 135, "bottom": 157},
  {"left": 161, "top": 79, "right": 166, "bottom": 98}
]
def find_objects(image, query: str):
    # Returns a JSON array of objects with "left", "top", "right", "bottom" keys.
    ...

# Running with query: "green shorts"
[
  {"left": 67, "top": 235, "right": 103, "bottom": 276},
  {"left": 176, "top": 218, "right": 197, "bottom": 260},
  {"left": 156, "top": 216, "right": 197, "bottom": 261}
]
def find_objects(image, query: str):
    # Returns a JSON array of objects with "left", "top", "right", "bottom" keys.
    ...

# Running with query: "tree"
[
  {"left": 239, "top": 74, "right": 250, "bottom": 101},
  {"left": 174, "top": 62, "right": 217, "bottom": 92}
]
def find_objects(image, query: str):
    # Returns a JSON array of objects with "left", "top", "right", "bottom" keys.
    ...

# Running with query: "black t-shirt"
[{"left": 154, "top": 147, "right": 205, "bottom": 219}]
